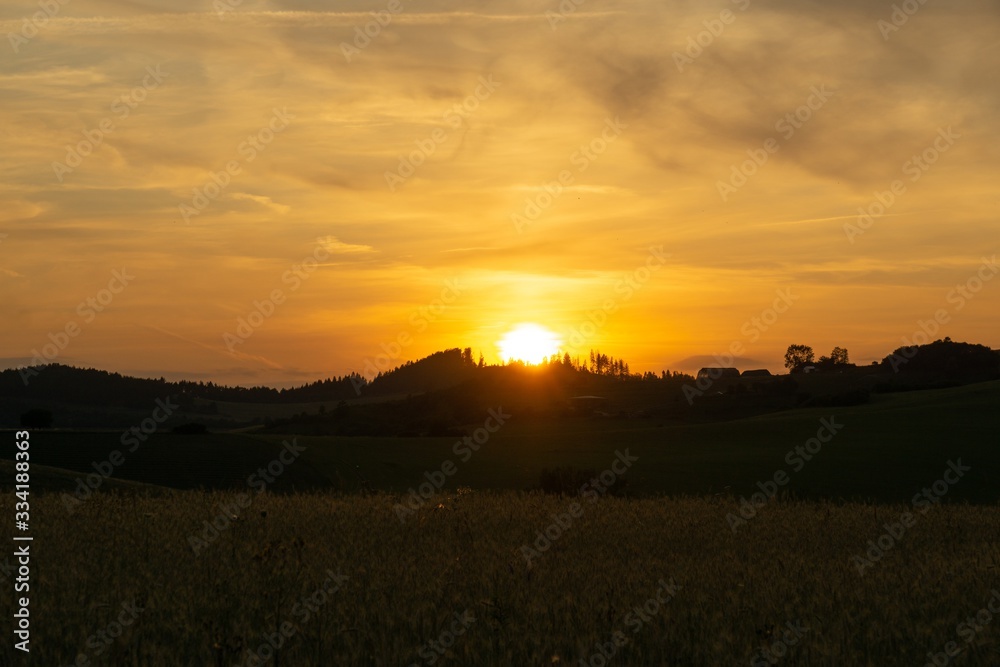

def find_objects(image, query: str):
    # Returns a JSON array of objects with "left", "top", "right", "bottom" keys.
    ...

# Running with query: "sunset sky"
[{"left": 1, "top": 0, "right": 997, "bottom": 386}]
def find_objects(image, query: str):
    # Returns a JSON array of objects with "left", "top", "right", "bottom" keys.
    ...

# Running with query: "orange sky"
[{"left": 1, "top": 1, "right": 998, "bottom": 386}]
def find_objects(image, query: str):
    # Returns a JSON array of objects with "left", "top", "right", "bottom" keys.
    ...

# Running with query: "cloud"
[
  {"left": 0, "top": 0, "right": 996, "bottom": 385},
  {"left": 227, "top": 192, "right": 291, "bottom": 214},
  {"left": 316, "top": 235, "right": 376, "bottom": 255}
]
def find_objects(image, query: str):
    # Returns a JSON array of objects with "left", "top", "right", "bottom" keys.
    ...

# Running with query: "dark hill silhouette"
[
  {"left": 0, "top": 364, "right": 365, "bottom": 408},
  {"left": 879, "top": 338, "right": 1000, "bottom": 387},
  {"left": 1, "top": 340, "right": 997, "bottom": 430},
  {"left": 365, "top": 347, "right": 478, "bottom": 396}
]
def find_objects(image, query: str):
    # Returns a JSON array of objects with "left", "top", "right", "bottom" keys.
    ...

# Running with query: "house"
[{"left": 696, "top": 367, "right": 740, "bottom": 381}]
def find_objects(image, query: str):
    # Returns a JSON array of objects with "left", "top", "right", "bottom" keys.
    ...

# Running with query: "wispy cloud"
[
  {"left": 316, "top": 236, "right": 376, "bottom": 255},
  {"left": 0, "top": 0, "right": 996, "bottom": 384}
]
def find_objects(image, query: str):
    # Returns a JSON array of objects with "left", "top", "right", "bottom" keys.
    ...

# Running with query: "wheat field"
[{"left": 3, "top": 490, "right": 999, "bottom": 666}]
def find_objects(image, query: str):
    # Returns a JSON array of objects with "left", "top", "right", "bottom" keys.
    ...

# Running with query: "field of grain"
[{"left": 3, "top": 491, "right": 999, "bottom": 666}]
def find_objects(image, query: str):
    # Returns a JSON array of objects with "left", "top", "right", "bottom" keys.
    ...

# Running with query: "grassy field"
[
  {"left": 0, "top": 460, "right": 168, "bottom": 495},
  {"left": 1, "top": 492, "right": 998, "bottom": 665},
  {"left": 279, "top": 380, "right": 999, "bottom": 503},
  {"left": 3, "top": 431, "right": 331, "bottom": 493},
  {"left": 2, "top": 382, "right": 997, "bottom": 664},
  {"left": 7, "top": 381, "right": 998, "bottom": 504}
]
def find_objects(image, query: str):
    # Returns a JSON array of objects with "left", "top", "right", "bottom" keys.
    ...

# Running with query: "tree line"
[{"left": 783, "top": 344, "right": 851, "bottom": 372}]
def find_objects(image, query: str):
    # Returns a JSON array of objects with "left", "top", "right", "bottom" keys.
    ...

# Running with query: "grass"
[
  {"left": 2, "top": 383, "right": 998, "bottom": 664},
  {"left": 4, "top": 381, "right": 999, "bottom": 504},
  {"left": 238, "top": 380, "right": 1000, "bottom": 503},
  {"left": 0, "top": 459, "right": 168, "bottom": 495},
  {"left": 3, "top": 431, "right": 332, "bottom": 493},
  {"left": 2, "top": 491, "right": 998, "bottom": 665}
]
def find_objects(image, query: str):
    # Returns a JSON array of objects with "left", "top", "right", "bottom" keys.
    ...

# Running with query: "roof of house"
[{"left": 696, "top": 367, "right": 739, "bottom": 375}]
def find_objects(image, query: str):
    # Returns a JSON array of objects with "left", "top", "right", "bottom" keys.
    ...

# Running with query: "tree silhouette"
[
  {"left": 817, "top": 346, "right": 852, "bottom": 370},
  {"left": 784, "top": 344, "right": 815, "bottom": 372}
]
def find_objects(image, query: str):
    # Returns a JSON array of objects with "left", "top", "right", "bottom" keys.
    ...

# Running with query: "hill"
[
  {"left": 6, "top": 380, "right": 998, "bottom": 504},
  {"left": 1, "top": 339, "right": 996, "bottom": 434},
  {"left": 0, "top": 459, "right": 171, "bottom": 495}
]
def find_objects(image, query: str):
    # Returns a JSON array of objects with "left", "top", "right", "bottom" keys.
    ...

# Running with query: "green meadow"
[{"left": 11, "top": 381, "right": 999, "bottom": 504}]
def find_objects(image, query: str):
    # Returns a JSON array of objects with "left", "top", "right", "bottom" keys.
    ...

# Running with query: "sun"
[{"left": 497, "top": 323, "right": 562, "bottom": 365}]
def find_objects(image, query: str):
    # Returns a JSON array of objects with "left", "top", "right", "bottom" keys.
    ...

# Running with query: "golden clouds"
[{"left": 0, "top": 1, "right": 997, "bottom": 384}]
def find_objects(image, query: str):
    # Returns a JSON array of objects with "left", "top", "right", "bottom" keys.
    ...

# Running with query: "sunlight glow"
[{"left": 497, "top": 323, "right": 562, "bottom": 365}]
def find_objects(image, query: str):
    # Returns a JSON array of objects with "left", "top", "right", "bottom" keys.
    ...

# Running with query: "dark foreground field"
[
  {"left": 7, "top": 381, "right": 1000, "bottom": 503},
  {"left": 2, "top": 492, "right": 998, "bottom": 666}
]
